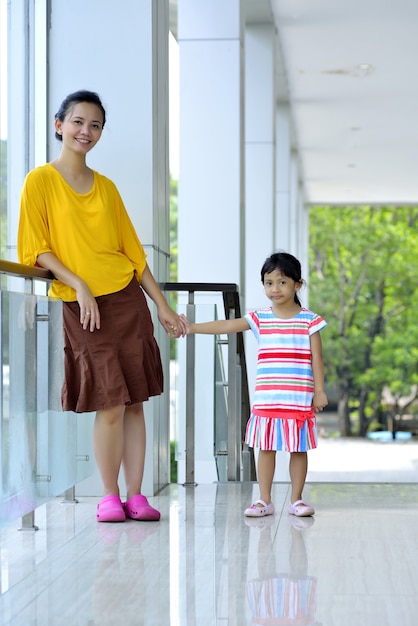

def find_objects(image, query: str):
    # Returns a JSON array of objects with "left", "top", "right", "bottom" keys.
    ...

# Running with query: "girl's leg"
[
  {"left": 257, "top": 450, "right": 276, "bottom": 504},
  {"left": 289, "top": 451, "right": 308, "bottom": 503},
  {"left": 93, "top": 405, "right": 125, "bottom": 496},
  {"left": 122, "top": 402, "right": 146, "bottom": 499}
]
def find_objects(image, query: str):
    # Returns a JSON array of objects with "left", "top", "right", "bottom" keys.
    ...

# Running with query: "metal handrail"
[
  {"left": 163, "top": 282, "right": 256, "bottom": 482},
  {"left": 0, "top": 259, "right": 53, "bottom": 282}
]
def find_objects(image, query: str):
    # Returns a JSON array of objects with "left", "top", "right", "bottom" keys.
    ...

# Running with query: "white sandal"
[
  {"left": 288, "top": 499, "right": 315, "bottom": 517},
  {"left": 244, "top": 499, "right": 274, "bottom": 517}
]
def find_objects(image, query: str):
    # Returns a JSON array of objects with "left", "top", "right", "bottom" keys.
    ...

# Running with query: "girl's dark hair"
[
  {"left": 55, "top": 90, "right": 106, "bottom": 141},
  {"left": 261, "top": 251, "right": 303, "bottom": 306}
]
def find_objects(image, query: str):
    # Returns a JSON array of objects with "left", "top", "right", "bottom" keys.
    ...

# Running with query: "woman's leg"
[
  {"left": 257, "top": 450, "right": 276, "bottom": 504},
  {"left": 289, "top": 451, "right": 308, "bottom": 503},
  {"left": 122, "top": 402, "right": 146, "bottom": 500},
  {"left": 93, "top": 405, "right": 125, "bottom": 497}
]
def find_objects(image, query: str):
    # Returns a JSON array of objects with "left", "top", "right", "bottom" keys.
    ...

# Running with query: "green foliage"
[
  {"left": 169, "top": 176, "right": 178, "bottom": 360},
  {"left": 309, "top": 206, "right": 418, "bottom": 436},
  {"left": 170, "top": 440, "right": 178, "bottom": 483}
]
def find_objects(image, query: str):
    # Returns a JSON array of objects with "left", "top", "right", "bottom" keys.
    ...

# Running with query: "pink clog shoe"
[
  {"left": 96, "top": 494, "right": 126, "bottom": 523},
  {"left": 123, "top": 494, "right": 160, "bottom": 521}
]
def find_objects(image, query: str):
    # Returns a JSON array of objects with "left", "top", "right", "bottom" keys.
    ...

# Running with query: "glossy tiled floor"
[{"left": 1, "top": 480, "right": 418, "bottom": 625}]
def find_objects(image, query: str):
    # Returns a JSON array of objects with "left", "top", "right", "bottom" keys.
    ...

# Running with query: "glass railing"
[
  {"left": 0, "top": 261, "right": 95, "bottom": 529},
  {"left": 0, "top": 269, "right": 256, "bottom": 529},
  {"left": 164, "top": 283, "right": 256, "bottom": 484}
]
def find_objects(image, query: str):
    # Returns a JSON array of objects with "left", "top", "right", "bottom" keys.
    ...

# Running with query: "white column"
[
  {"left": 275, "top": 104, "right": 292, "bottom": 251},
  {"left": 45, "top": 0, "right": 170, "bottom": 496},
  {"left": 298, "top": 190, "right": 310, "bottom": 308},
  {"left": 178, "top": 0, "right": 244, "bottom": 286},
  {"left": 177, "top": 0, "right": 245, "bottom": 482},
  {"left": 289, "top": 151, "right": 300, "bottom": 256},
  {"left": 244, "top": 23, "right": 275, "bottom": 403}
]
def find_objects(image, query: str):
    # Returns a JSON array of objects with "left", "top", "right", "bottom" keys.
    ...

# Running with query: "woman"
[{"left": 18, "top": 90, "right": 186, "bottom": 522}]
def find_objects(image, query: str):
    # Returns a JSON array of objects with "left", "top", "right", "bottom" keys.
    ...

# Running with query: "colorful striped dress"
[{"left": 244, "top": 307, "right": 327, "bottom": 452}]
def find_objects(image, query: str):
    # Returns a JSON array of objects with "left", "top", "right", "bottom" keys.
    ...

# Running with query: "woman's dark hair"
[
  {"left": 55, "top": 90, "right": 106, "bottom": 141},
  {"left": 261, "top": 252, "right": 303, "bottom": 306}
]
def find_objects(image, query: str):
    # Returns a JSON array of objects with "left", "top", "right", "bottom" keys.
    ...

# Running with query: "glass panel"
[
  {"left": 76, "top": 412, "right": 95, "bottom": 484},
  {"left": 0, "top": 291, "right": 96, "bottom": 526},
  {"left": 1, "top": 291, "right": 38, "bottom": 523},
  {"left": 175, "top": 302, "right": 219, "bottom": 483},
  {"left": 0, "top": 0, "right": 7, "bottom": 259},
  {"left": 214, "top": 338, "right": 228, "bottom": 481}
]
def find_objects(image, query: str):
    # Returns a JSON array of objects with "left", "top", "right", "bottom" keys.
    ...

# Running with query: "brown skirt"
[{"left": 61, "top": 276, "right": 163, "bottom": 413}]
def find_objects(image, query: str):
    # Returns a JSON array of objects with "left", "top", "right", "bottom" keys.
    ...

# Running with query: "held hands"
[
  {"left": 312, "top": 390, "right": 328, "bottom": 413},
  {"left": 158, "top": 307, "right": 189, "bottom": 338}
]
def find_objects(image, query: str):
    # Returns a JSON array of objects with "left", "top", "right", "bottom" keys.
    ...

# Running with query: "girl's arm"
[
  {"left": 37, "top": 252, "right": 100, "bottom": 331},
  {"left": 310, "top": 331, "right": 328, "bottom": 412},
  {"left": 140, "top": 264, "right": 188, "bottom": 337},
  {"left": 186, "top": 318, "right": 250, "bottom": 335}
]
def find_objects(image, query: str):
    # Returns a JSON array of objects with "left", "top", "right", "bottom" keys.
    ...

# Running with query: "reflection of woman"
[
  {"left": 18, "top": 90, "right": 187, "bottom": 523},
  {"left": 246, "top": 519, "right": 320, "bottom": 625},
  {"left": 89, "top": 523, "right": 159, "bottom": 625}
]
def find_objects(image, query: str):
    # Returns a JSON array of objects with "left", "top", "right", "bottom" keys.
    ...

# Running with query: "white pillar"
[
  {"left": 177, "top": 0, "right": 245, "bottom": 482},
  {"left": 298, "top": 190, "right": 310, "bottom": 308},
  {"left": 178, "top": 0, "right": 245, "bottom": 286},
  {"left": 289, "top": 151, "right": 300, "bottom": 256},
  {"left": 45, "top": 0, "right": 170, "bottom": 496},
  {"left": 275, "top": 104, "right": 291, "bottom": 251},
  {"left": 244, "top": 23, "right": 275, "bottom": 403}
]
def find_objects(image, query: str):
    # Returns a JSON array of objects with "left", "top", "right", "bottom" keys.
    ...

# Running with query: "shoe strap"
[{"left": 254, "top": 499, "right": 269, "bottom": 507}]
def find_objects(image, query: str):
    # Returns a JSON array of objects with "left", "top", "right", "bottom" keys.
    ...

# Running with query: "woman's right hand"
[
  {"left": 76, "top": 282, "right": 100, "bottom": 331},
  {"left": 36, "top": 252, "right": 100, "bottom": 331}
]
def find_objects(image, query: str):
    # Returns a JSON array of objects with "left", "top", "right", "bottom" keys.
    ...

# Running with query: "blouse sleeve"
[
  {"left": 112, "top": 183, "right": 147, "bottom": 281},
  {"left": 17, "top": 170, "right": 53, "bottom": 266}
]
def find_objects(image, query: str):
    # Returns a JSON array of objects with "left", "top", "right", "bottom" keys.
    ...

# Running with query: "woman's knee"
[{"left": 96, "top": 405, "right": 125, "bottom": 426}]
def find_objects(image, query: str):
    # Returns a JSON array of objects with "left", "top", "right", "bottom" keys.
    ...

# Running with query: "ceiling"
[{"left": 171, "top": 0, "right": 418, "bottom": 206}]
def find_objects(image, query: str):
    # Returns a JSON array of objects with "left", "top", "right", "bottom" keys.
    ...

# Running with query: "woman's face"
[{"left": 55, "top": 101, "right": 104, "bottom": 155}]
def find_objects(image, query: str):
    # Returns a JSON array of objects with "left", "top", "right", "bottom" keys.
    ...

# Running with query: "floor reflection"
[
  {"left": 2, "top": 483, "right": 418, "bottom": 625},
  {"left": 246, "top": 515, "right": 320, "bottom": 626}
]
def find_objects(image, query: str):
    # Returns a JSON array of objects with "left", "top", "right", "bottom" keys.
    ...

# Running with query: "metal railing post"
[
  {"left": 184, "top": 291, "right": 197, "bottom": 486},
  {"left": 227, "top": 309, "right": 241, "bottom": 481},
  {"left": 18, "top": 511, "right": 39, "bottom": 532},
  {"left": 60, "top": 486, "right": 79, "bottom": 504}
]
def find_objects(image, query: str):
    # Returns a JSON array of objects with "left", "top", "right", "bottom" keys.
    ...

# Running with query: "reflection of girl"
[{"left": 246, "top": 520, "right": 320, "bottom": 625}]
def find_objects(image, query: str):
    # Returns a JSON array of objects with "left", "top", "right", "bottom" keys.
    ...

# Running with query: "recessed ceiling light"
[{"left": 358, "top": 64, "right": 371, "bottom": 70}]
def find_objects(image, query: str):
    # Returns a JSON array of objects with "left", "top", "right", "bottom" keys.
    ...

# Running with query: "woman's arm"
[
  {"left": 186, "top": 317, "right": 250, "bottom": 335},
  {"left": 140, "top": 264, "right": 188, "bottom": 337},
  {"left": 37, "top": 252, "right": 100, "bottom": 331},
  {"left": 310, "top": 331, "right": 328, "bottom": 411}
]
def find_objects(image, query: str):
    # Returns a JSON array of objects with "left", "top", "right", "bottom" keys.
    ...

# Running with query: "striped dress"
[{"left": 244, "top": 308, "right": 327, "bottom": 452}]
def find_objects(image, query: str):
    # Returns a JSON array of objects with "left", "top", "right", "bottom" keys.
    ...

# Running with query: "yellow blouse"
[{"left": 17, "top": 164, "right": 147, "bottom": 301}]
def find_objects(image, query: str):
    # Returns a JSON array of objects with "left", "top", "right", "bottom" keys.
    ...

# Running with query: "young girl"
[
  {"left": 183, "top": 252, "right": 327, "bottom": 517},
  {"left": 18, "top": 90, "right": 187, "bottom": 523}
]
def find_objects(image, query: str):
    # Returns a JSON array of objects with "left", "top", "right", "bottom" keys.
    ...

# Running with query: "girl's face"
[
  {"left": 263, "top": 269, "right": 301, "bottom": 307},
  {"left": 55, "top": 102, "right": 104, "bottom": 155}
]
